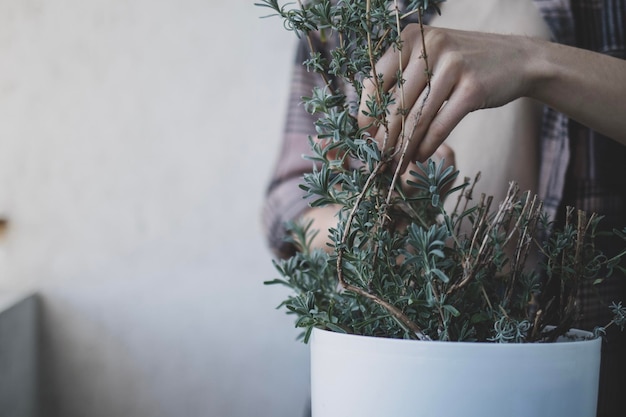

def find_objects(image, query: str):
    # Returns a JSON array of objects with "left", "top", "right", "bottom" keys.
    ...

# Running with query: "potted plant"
[{"left": 256, "top": 1, "right": 626, "bottom": 416}]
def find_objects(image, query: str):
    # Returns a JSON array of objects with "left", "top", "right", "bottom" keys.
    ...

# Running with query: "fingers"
[
  {"left": 357, "top": 49, "right": 399, "bottom": 135},
  {"left": 358, "top": 33, "right": 417, "bottom": 146},
  {"left": 383, "top": 55, "right": 476, "bottom": 170},
  {"left": 433, "top": 143, "right": 455, "bottom": 169},
  {"left": 413, "top": 82, "right": 477, "bottom": 162},
  {"left": 393, "top": 58, "right": 456, "bottom": 170},
  {"left": 358, "top": 26, "right": 480, "bottom": 172},
  {"left": 379, "top": 52, "right": 431, "bottom": 158}
]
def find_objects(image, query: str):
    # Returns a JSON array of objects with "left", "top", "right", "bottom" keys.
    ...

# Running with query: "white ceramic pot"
[{"left": 310, "top": 328, "right": 601, "bottom": 417}]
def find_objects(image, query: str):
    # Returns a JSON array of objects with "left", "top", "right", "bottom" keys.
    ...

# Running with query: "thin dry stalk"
[
  {"left": 334, "top": 2, "right": 434, "bottom": 341},
  {"left": 447, "top": 183, "right": 520, "bottom": 295}
]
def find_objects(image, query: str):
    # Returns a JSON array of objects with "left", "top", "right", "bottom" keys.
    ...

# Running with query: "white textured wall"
[{"left": 0, "top": 1, "right": 309, "bottom": 416}]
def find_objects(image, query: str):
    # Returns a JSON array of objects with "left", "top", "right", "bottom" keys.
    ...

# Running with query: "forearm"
[{"left": 527, "top": 37, "right": 626, "bottom": 145}]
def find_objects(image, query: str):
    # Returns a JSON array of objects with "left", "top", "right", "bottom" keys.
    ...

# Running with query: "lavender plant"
[{"left": 258, "top": 0, "right": 626, "bottom": 343}]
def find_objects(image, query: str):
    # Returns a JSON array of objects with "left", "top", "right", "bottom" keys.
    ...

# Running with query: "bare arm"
[{"left": 528, "top": 38, "right": 626, "bottom": 144}]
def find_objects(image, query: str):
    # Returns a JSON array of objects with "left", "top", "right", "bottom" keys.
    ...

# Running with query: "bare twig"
[{"left": 334, "top": 1, "right": 432, "bottom": 341}]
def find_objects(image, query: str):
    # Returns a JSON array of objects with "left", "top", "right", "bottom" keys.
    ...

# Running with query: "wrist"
[{"left": 521, "top": 36, "right": 558, "bottom": 103}]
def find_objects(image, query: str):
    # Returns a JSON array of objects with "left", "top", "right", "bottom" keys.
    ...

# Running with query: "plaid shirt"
[
  {"left": 538, "top": 4, "right": 625, "bottom": 415},
  {"left": 536, "top": 0, "right": 626, "bottom": 333}
]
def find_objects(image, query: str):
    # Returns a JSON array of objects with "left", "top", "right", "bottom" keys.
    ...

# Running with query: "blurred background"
[{"left": 0, "top": 1, "right": 310, "bottom": 416}]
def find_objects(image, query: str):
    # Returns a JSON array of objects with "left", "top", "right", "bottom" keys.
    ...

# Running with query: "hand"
[
  {"left": 358, "top": 24, "right": 626, "bottom": 165},
  {"left": 358, "top": 25, "right": 536, "bottom": 170}
]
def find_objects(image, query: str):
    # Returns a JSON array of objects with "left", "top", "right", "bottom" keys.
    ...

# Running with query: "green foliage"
[{"left": 258, "top": 0, "right": 625, "bottom": 343}]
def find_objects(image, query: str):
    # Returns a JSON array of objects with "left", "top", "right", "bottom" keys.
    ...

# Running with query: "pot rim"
[{"left": 311, "top": 326, "right": 600, "bottom": 351}]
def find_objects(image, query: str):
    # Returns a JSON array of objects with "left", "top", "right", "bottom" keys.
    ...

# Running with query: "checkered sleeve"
[{"left": 261, "top": 34, "right": 330, "bottom": 258}]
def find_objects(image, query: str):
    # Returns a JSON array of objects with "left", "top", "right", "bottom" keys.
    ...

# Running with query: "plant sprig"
[{"left": 259, "top": 0, "right": 625, "bottom": 343}]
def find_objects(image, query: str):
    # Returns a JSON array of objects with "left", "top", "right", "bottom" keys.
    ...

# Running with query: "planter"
[{"left": 310, "top": 328, "right": 601, "bottom": 417}]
